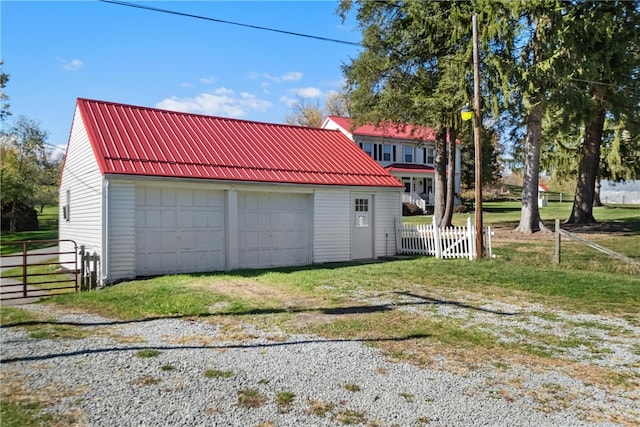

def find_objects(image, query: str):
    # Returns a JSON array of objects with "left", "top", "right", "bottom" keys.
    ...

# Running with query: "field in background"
[{"left": 0, "top": 206, "right": 59, "bottom": 255}]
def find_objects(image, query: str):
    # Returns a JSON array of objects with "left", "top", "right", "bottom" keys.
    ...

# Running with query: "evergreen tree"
[
  {"left": 338, "top": 1, "right": 472, "bottom": 226},
  {"left": 557, "top": 2, "right": 640, "bottom": 223}
]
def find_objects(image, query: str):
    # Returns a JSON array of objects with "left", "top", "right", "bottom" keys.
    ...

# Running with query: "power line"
[
  {"left": 99, "top": 0, "right": 472, "bottom": 66},
  {"left": 98, "top": 0, "right": 363, "bottom": 47}
]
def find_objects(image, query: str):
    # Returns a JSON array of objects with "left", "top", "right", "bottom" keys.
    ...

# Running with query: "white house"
[
  {"left": 59, "top": 99, "right": 402, "bottom": 285},
  {"left": 322, "top": 116, "right": 462, "bottom": 211}
]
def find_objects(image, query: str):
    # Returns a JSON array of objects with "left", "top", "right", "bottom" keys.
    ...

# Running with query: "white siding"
[
  {"left": 313, "top": 190, "right": 351, "bottom": 263},
  {"left": 107, "top": 180, "right": 136, "bottom": 282},
  {"left": 374, "top": 190, "right": 402, "bottom": 257},
  {"left": 58, "top": 107, "right": 103, "bottom": 270}
]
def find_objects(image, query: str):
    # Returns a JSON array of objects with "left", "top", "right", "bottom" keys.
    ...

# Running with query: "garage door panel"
[
  {"left": 162, "top": 211, "right": 177, "bottom": 227},
  {"left": 145, "top": 188, "right": 161, "bottom": 206},
  {"left": 136, "top": 187, "right": 225, "bottom": 276},
  {"left": 238, "top": 192, "right": 310, "bottom": 269},
  {"left": 162, "top": 189, "right": 176, "bottom": 206},
  {"left": 178, "top": 190, "right": 192, "bottom": 206},
  {"left": 179, "top": 212, "right": 193, "bottom": 227}
]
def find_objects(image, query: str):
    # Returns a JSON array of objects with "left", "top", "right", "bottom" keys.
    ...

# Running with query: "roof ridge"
[{"left": 77, "top": 98, "right": 340, "bottom": 132}]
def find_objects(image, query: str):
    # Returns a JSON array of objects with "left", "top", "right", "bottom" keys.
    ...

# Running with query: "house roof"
[
  {"left": 75, "top": 99, "right": 402, "bottom": 188},
  {"left": 538, "top": 184, "right": 550, "bottom": 192},
  {"left": 385, "top": 163, "right": 435, "bottom": 175},
  {"left": 325, "top": 116, "right": 438, "bottom": 141}
]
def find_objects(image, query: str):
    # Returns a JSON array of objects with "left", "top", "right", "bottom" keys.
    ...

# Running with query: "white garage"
[{"left": 59, "top": 99, "right": 403, "bottom": 285}]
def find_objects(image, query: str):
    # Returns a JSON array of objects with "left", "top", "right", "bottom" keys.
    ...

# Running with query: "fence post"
[
  {"left": 79, "top": 245, "right": 86, "bottom": 291},
  {"left": 91, "top": 252, "right": 98, "bottom": 289},
  {"left": 21, "top": 241, "right": 28, "bottom": 297},
  {"left": 466, "top": 217, "right": 474, "bottom": 260},
  {"left": 395, "top": 218, "right": 402, "bottom": 255},
  {"left": 554, "top": 219, "right": 561, "bottom": 265},
  {"left": 433, "top": 216, "right": 442, "bottom": 259}
]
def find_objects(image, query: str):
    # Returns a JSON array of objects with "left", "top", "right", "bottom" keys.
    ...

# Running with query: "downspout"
[{"left": 101, "top": 179, "right": 109, "bottom": 285}]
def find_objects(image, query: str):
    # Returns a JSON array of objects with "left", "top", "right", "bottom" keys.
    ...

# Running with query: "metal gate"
[{"left": 0, "top": 239, "right": 79, "bottom": 303}]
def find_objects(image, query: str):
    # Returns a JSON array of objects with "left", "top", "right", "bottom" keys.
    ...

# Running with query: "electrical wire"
[
  {"left": 99, "top": 0, "right": 472, "bottom": 66},
  {"left": 98, "top": 0, "right": 363, "bottom": 47}
]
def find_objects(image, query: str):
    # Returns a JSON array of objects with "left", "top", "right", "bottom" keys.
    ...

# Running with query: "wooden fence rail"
[{"left": 554, "top": 219, "right": 640, "bottom": 273}]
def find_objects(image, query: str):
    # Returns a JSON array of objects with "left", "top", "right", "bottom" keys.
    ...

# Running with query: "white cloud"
[
  {"left": 180, "top": 82, "right": 192, "bottom": 88},
  {"left": 239, "top": 92, "right": 271, "bottom": 111},
  {"left": 264, "top": 74, "right": 281, "bottom": 82},
  {"left": 260, "top": 82, "right": 271, "bottom": 94},
  {"left": 281, "top": 72, "right": 303, "bottom": 82},
  {"left": 155, "top": 88, "right": 272, "bottom": 118},
  {"left": 247, "top": 71, "right": 304, "bottom": 83},
  {"left": 279, "top": 96, "right": 297, "bottom": 107},
  {"left": 213, "top": 87, "right": 234, "bottom": 96},
  {"left": 55, "top": 57, "right": 84, "bottom": 71},
  {"left": 199, "top": 76, "right": 215, "bottom": 84},
  {"left": 289, "top": 86, "right": 323, "bottom": 98}
]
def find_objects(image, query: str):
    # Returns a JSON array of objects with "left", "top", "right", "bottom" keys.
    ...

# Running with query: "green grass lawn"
[
  {"left": 403, "top": 201, "right": 640, "bottom": 228},
  {"left": 0, "top": 205, "right": 59, "bottom": 255}
]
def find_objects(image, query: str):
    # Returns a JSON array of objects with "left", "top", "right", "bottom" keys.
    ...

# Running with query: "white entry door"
[{"left": 351, "top": 195, "right": 373, "bottom": 259}]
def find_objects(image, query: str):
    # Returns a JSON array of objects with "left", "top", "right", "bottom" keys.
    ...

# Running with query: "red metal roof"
[
  {"left": 76, "top": 99, "right": 402, "bottom": 188},
  {"left": 385, "top": 163, "right": 435, "bottom": 175},
  {"left": 326, "top": 116, "right": 437, "bottom": 141}
]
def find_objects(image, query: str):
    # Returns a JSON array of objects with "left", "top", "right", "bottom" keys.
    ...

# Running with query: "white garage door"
[
  {"left": 135, "top": 186, "right": 225, "bottom": 276},
  {"left": 238, "top": 192, "right": 311, "bottom": 269}
]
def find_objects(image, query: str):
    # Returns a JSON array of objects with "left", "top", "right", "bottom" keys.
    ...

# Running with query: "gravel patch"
[{"left": 2, "top": 303, "right": 638, "bottom": 426}]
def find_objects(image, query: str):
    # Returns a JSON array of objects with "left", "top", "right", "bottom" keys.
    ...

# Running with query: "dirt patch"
[{"left": 192, "top": 278, "right": 325, "bottom": 310}]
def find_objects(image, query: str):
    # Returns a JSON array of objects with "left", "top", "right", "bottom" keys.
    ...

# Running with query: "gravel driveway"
[{"left": 2, "top": 302, "right": 638, "bottom": 427}]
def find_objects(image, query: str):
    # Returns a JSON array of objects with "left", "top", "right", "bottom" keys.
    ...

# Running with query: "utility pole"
[{"left": 472, "top": 14, "right": 484, "bottom": 259}]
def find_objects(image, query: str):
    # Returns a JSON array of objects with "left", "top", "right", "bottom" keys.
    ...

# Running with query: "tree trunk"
[
  {"left": 593, "top": 177, "right": 603, "bottom": 207},
  {"left": 515, "top": 101, "right": 546, "bottom": 234},
  {"left": 567, "top": 105, "right": 606, "bottom": 224},
  {"left": 433, "top": 127, "right": 447, "bottom": 224},
  {"left": 9, "top": 201, "right": 18, "bottom": 233},
  {"left": 441, "top": 126, "right": 456, "bottom": 227}
]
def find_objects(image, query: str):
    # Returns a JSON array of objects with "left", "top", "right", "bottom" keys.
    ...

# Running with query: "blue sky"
[{"left": 1, "top": 1, "right": 361, "bottom": 154}]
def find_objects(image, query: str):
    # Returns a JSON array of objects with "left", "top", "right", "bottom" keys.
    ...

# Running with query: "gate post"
[
  {"left": 432, "top": 216, "right": 442, "bottom": 259},
  {"left": 79, "top": 245, "right": 86, "bottom": 291},
  {"left": 91, "top": 252, "right": 98, "bottom": 289}
]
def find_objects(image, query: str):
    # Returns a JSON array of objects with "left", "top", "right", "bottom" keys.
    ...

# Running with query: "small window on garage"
[
  {"left": 355, "top": 198, "right": 369, "bottom": 212},
  {"left": 354, "top": 198, "right": 369, "bottom": 228},
  {"left": 63, "top": 189, "right": 70, "bottom": 221}
]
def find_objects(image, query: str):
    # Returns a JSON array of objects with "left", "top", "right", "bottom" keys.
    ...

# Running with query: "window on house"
[
  {"left": 427, "top": 147, "right": 435, "bottom": 164},
  {"left": 63, "top": 189, "right": 70, "bottom": 221},
  {"left": 382, "top": 145, "right": 392, "bottom": 162},
  {"left": 404, "top": 146, "right": 414, "bottom": 163},
  {"left": 363, "top": 143, "right": 373, "bottom": 158}
]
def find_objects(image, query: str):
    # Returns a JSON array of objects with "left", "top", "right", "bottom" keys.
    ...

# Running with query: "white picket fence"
[{"left": 396, "top": 217, "right": 493, "bottom": 260}]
